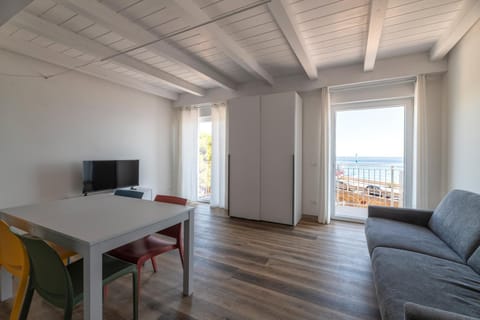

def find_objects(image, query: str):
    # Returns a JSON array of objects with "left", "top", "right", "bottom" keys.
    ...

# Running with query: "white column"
[{"left": 83, "top": 247, "right": 103, "bottom": 320}]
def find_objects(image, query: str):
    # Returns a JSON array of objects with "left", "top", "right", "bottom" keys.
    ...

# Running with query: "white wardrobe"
[{"left": 228, "top": 91, "right": 302, "bottom": 226}]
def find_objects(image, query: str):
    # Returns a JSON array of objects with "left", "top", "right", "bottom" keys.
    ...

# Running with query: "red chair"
[{"left": 108, "top": 195, "right": 187, "bottom": 291}]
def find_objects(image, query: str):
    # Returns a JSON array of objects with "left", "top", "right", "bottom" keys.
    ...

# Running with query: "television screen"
[{"left": 82, "top": 160, "right": 139, "bottom": 193}]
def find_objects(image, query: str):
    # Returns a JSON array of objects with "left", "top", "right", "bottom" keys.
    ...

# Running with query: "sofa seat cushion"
[
  {"left": 372, "top": 247, "right": 480, "bottom": 320},
  {"left": 365, "top": 217, "right": 462, "bottom": 263}
]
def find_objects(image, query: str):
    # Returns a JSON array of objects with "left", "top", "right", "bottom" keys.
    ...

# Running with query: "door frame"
[{"left": 330, "top": 98, "right": 414, "bottom": 222}]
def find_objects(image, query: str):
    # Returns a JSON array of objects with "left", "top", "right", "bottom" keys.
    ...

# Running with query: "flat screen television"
[{"left": 82, "top": 160, "right": 139, "bottom": 194}]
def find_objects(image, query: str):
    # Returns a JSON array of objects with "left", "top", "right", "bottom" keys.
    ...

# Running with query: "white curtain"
[
  {"left": 177, "top": 107, "right": 199, "bottom": 201},
  {"left": 318, "top": 87, "right": 332, "bottom": 224},
  {"left": 210, "top": 103, "right": 227, "bottom": 208},
  {"left": 413, "top": 74, "right": 429, "bottom": 209}
]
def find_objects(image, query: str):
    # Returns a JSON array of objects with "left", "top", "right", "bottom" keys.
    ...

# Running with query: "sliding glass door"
[{"left": 331, "top": 100, "right": 413, "bottom": 221}]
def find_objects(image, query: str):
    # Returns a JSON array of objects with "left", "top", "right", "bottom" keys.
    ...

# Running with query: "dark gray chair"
[{"left": 114, "top": 189, "right": 144, "bottom": 199}]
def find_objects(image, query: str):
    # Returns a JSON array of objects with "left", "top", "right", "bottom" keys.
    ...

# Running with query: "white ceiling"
[{"left": 0, "top": 0, "right": 477, "bottom": 101}]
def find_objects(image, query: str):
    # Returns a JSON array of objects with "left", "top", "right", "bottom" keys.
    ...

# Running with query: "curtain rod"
[
  {"left": 178, "top": 102, "right": 226, "bottom": 109},
  {"left": 329, "top": 76, "right": 417, "bottom": 92}
]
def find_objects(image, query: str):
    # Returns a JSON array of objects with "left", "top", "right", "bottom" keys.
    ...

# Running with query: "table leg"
[
  {"left": 0, "top": 267, "right": 13, "bottom": 301},
  {"left": 83, "top": 249, "right": 103, "bottom": 320},
  {"left": 183, "top": 210, "right": 194, "bottom": 296}
]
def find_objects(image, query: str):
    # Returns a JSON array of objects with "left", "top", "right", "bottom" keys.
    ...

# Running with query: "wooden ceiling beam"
[
  {"left": 430, "top": 0, "right": 480, "bottom": 60},
  {"left": 268, "top": 0, "right": 317, "bottom": 79},
  {"left": 52, "top": 0, "right": 237, "bottom": 90},
  {"left": 11, "top": 11, "right": 204, "bottom": 96},
  {"left": 0, "top": 34, "right": 178, "bottom": 100},
  {"left": 364, "top": 0, "right": 388, "bottom": 71},
  {"left": 168, "top": 0, "right": 275, "bottom": 85}
]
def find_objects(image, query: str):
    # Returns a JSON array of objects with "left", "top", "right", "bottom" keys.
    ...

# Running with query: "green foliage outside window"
[{"left": 198, "top": 132, "right": 212, "bottom": 199}]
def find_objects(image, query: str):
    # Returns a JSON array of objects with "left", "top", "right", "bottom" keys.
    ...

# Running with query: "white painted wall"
[
  {"left": 300, "top": 90, "right": 322, "bottom": 216},
  {"left": 424, "top": 74, "right": 447, "bottom": 207},
  {"left": 0, "top": 49, "right": 173, "bottom": 209},
  {"left": 445, "top": 20, "right": 480, "bottom": 194}
]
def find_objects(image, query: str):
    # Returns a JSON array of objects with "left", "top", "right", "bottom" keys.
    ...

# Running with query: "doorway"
[
  {"left": 197, "top": 107, "right": 212, "bottom": 202},
  {"left": 331, "top": 100, "right": 413, "bottom": 221}
]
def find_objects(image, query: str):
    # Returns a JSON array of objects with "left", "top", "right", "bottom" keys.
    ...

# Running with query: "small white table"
[{"left": 0, "top": 194, "right": 195, "bottom": 320}]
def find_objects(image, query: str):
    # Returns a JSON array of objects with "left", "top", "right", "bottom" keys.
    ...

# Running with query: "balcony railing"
[
  {"left": 198, "top": 185, "right": 211, "bottom": 202},
  {"left": 336, "top": 166, "right": 404, "bottom": 208}
]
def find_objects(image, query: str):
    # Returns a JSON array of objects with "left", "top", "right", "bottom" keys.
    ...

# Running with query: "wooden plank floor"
[{"left": 0, "top": 204, "right": 380, "bottom": 320}]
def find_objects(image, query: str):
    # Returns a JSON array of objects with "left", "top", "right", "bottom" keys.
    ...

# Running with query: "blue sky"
[{"left": 336, "top": 107, "right": 404, "bottom": 158}]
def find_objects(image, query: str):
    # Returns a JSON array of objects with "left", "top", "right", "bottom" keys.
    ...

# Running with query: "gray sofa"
[{"left": 365, "top": 189, "right": 480, "bottom": 320}]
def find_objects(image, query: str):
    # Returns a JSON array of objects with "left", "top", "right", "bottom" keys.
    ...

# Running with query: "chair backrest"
[
  {"left": 0, "top": 220, "right": 28, "bottom": 278},
  {"left": 154, "top": 195, "right": 187, "bottom": 206},
  {"left": 18, "top": 234, "right": 74, "bottom": 309},
  {"left": 154, "top": 195, "right": 187, "bottom": 240},
  {"left": 114, "top": 189, "right": 144, "bottom": 199}
]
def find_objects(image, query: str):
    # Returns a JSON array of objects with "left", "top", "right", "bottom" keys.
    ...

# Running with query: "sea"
[{"left": 336, "top": 156, "right": 403, "bottom": 184}]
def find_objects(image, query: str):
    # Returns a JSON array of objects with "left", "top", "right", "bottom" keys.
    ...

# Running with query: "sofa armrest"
[
  {"left": 368, "top": 206, "right": 433, "bottom": 226},
  {"left": 405, "top": 302, "right": 480, "bottom": 320}
]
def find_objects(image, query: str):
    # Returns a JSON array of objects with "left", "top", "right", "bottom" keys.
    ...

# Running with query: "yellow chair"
[
  {"left": 0, "top": 220, "right": 76, "bottom": 320},
  {"left": 0, "top": 220, "right": 30, "bottom": 320}
]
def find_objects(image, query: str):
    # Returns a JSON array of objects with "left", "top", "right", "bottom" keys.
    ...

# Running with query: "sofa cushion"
[
  {"left": 428, "top": 189, "right": 480, "bottom": 261},
  {"left": 468, "top": 246, "right": 480, "bottom": 274},
  {"left": 365, "top": 217, "right": 462, "bottom": 263},
  {"left": 372, "top": 247, "right": 480, "bottom": 320},
  {"left": 405, "top": 302, "right": 480, "bottom": 320}
]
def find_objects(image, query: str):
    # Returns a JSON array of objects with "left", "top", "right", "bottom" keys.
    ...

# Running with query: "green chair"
[{"left": 17, "top": 234, "right": 138, "bottom": 320}]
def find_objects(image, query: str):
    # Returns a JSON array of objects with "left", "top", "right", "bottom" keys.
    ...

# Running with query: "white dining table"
[{"left": 0, "top": 194, "right": 195, "bottom": 320}]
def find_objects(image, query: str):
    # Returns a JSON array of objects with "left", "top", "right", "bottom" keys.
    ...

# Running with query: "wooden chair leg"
[
  {"left": 178, "top": 246, "right": 185, "bottom": 268},
  {"left": 136, "top": 264, "right": 142, "bottom": 299},
  {"left": 150, "top": 257, "right": 158, "bottom": 272}
]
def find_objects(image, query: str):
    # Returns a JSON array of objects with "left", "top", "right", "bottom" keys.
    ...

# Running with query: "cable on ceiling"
[
  {"left": 0, "top": 0, "right": 271, "bottom": 80},
  {"left": 101, "top": 0, "right": 272, "bottom": 61}
]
